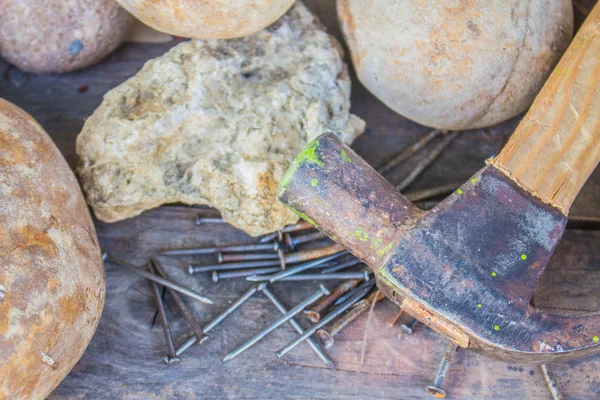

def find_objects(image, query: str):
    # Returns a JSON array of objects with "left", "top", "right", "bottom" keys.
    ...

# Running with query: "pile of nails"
[
  {"left": 104, "top": 216, "right": 399, "bottom": 370},
  {"left": 102, "top": 129, "right": 468, "bottom": 374}
]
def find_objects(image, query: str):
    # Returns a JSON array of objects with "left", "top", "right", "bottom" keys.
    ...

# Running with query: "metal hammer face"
[{"left": 277, "top": 132, "right": 600, "bottom": 363}]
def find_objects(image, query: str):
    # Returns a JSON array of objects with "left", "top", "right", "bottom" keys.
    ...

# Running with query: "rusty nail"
[
  {"left": 281, "top": 221, "right": 314, "bottom": 233},
  {"left": 541, "top": 364, "right": 564, "bottom": 400},
  {"left": 334, "top": 278, "right": 376, "bottom": 306},
  {"left": 401, "top": 319, "right": 419, "bottom": 335},
  {"left": 268, "top": 251, "right": 347, "bottom": 282},
  {"left": 284, "top": 231, "right": 327, "bottom": 250},
  {"left": 260, "top": 285, "right": 335, "bottom": 369},
  {"left": 316, "top": 291, "right": 384, "bottom": 349},
  {"left": 191, "top": 245, "right": 342, "bottom": 274},
  {"left": 196, "top": 216, "right": 226, "bottom": 225},
  {"left": 217, "top": 252, "right": 280, "bottom": 263},
  {"left": 304, "top": 279, "right": 361, "bottom": 323},
  {"left": 222, "top": 285, "right": 330, "bottom": 362},
  {"left": 212, "top": 267, "right": 282, "bottom": 282},
  {"left": 283, "top": 244, "right": 345, "bottom": 265},
  {"left": 248, "top": 269, "right": 369, "bottom": 282},
  {"left": 388, "top": 308, "right": 404, "bottom": 327},
  {"left": 163, "top": 242, "right": 280, "bottom": 256},
  {"left": 147, "top": 262, "right": 179, "bottom": 363},
  {"left": 395, "top": 131, "right": 459, "bottom": 192},
  {"left": 151, "top": 258, "right": 205, "bottom": 342},
  {"left": 170, "top": 283, "right": 266, "bottom": 359},
  {"left": 189, "top": 260, "right": 282, "bottom": 274},
  {"left": 276, "top": 280, "right": 374, "bottom": 359},
  {"left": 377, "top": 129, "right": 443, "bottom": 175},
  {"left": 426, "top": 341, "right": 459, "bottom": 398},
  {"left": 259, "top": 221, "right": 313, "bottom": 243}
]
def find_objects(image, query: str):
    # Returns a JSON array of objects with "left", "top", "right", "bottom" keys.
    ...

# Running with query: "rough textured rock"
[
  {"left": 116, "top": 0, "right": 296, "bottom": 40},
  {"left": 0, "top": 99, "right": 105, "bottom": 399},
  {"left": 338, "top": 0, "right": 573, "bottom": 130},
  {"left": 76, "top": 2, "right": 365, "bottom": 236},
  {"left": 0, "top": 0, "right": 135, "bottom": 73}
]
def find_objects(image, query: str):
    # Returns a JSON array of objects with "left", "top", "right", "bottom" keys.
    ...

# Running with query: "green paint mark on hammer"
[
  {"left": 278, "top": 138, "right": 325, "bottom": 196},
  {"left": 341, "top": 149, "right": 352, "bottom": 163}
]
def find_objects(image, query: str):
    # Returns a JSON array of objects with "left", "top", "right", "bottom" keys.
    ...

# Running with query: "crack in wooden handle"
[{"left": 493, "top": 4, "right": 600, "bottom": 215}]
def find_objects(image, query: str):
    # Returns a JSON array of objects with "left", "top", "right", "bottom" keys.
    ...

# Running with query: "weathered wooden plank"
[
  {"left": 0, "top": 0, "right": 596, "bottom": 398},
  {"left": 39, "top": 205, "right": 598, "bottom": 399}
]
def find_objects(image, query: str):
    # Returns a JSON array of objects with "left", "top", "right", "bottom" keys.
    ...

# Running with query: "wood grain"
[
  {"left": 0, "top": 0, "right": 597, "bottom": 398},
  {"left": 493, "top": 3, "right": 600, "bottom": 214}
]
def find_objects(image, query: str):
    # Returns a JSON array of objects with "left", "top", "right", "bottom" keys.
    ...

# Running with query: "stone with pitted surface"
[{"left": 76, "top": 2, "right": 364, "bottom": 236}]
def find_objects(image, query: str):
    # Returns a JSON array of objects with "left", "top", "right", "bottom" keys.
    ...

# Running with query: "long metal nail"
[
  {"left": 212, "top": 267, "right": 282, "bottom": 282},
  {"left": 190, "top": 259, "right": 283, "bottom": 274},
  {"left": 401, "top": 318, "right": 419, "bottom": 335},
  {"left": 196, "top": 216, "right": 226, "bottom": 225},
  {"left": 278, "top": 244, "right": 346, "bottom": 270},
  {"left": 317, "top": 261, "right": 341, "bottom": 269},
  {"left": 334, "top": 279, "right": 376, "bottom": 306},
  {"left": 259, "top": 230, "right": 283, "bottom": 243},
  {"left": 222, "top": 285, "right": 331, "bottom": 362},
  {"left": 426, "top": 341, "right": 459, "bottom": 398},
  {"left": 316, "top": 291, "right": 384, "bottom": 348},
  {"left": 248, "top": 270, "right": 369, "bottom": 282},
  {"left": 259, "top": 221, "right": 314, "bottom": 243},
  {"left": 284, "top": 231, "right": 327, "bottom": 250},
  {"left": 320, "top": 258, "right": 363, "bottom": 274},
  {"left": 151, "top": 258, "right": 205, "bottom": 341},
  {"left": 147, "top": 262, "right": 179, "bottom": 363},
  {"left": 405, "top": 183, "right": 460, "bottom": 202},
  {"left": 260, "top": 285, "right": 334, "bottom": 369},
  {"left": 276, "top": 282, "right": 375, "bottom": 358},
  {"left": 304, "top": 279, "right": 361, "bottom": 323},
  {"left": 163, "top": 242, "right": 280, "bottom": 256},
  {"left": 267, "top": 252, "right": 347, "bottom": 282},
  {"left": 190, "top": 245, "right": 345, "bottom": 274},
  {"left": 170, "top": 283, "right": 266, "bottom": 358},
  {"left": 395, "top": 131, "right": 459, "bottom": 192},
  {"left": 283, "top": 221, "right": 314, "bottom": 232},
  {"left": 105, "top": 254, "right": 213, "bottom": 304},
  {"left": 541, "top": 364, "right": 564, "bottom": 400},
  {"left": 377, "top": 129, "right": 443, "bottom": 175},
  {"left": 218, "top": 252, "right": 280, "bottom": 263}
]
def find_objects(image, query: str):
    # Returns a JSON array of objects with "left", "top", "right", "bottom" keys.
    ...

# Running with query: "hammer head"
[{"left": 278, "top": 133, "right": 600, "bottom": 363}]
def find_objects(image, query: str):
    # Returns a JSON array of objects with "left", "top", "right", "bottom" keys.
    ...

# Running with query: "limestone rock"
[{"left": 76, "top": 2, "right": 365, "bottom": 236}]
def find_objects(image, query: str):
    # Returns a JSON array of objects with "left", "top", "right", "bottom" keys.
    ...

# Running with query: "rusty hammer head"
[{"left": 277, "top": 133, "right": 600, "bottom": 363}]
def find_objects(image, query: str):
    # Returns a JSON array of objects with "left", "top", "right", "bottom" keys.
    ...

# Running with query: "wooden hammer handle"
[{"left": 493, "top": 4, "right": 600, "bottom": 215}]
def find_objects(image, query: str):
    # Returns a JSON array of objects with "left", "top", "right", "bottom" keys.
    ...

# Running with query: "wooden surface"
[
  {"left": 0, "top": 1, "right": 598, "bottom": 399},
  {"left": 493, "top": 2, "right": 600, "bottom": 214}
]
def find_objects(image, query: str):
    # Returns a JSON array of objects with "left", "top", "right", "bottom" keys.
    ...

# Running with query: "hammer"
[{"left": 277, "top": 4, "right": 600, "bottom": 364}]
